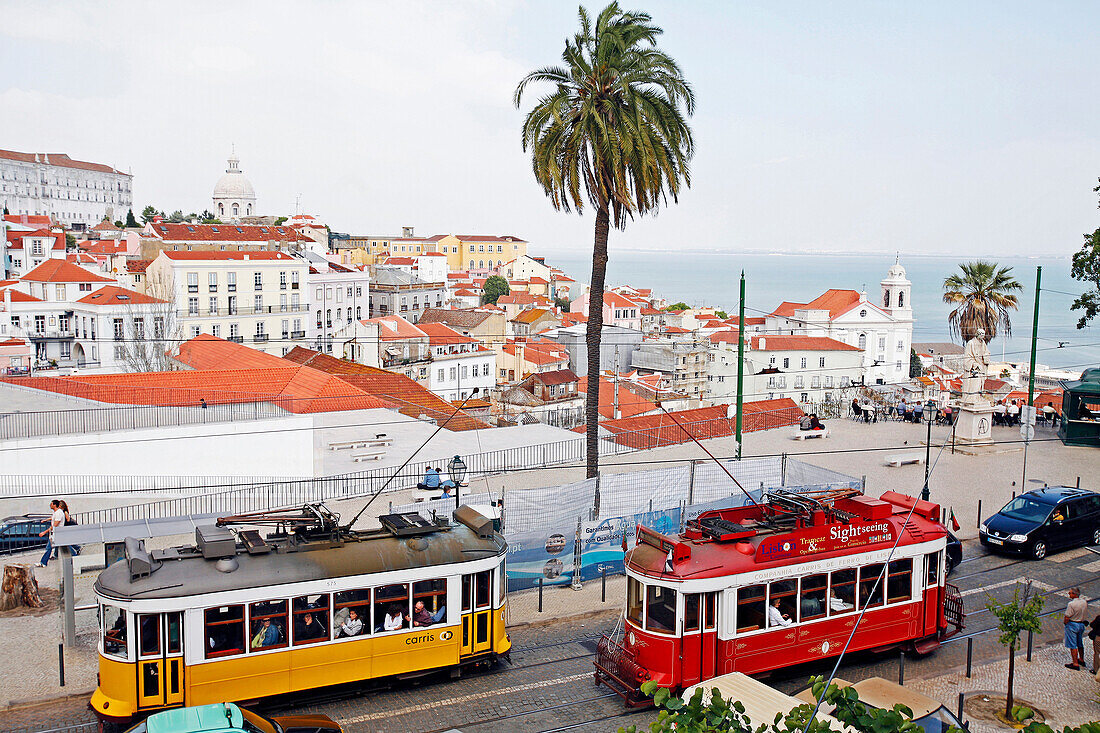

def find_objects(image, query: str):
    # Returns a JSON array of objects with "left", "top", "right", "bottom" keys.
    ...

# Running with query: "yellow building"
[{"left": 427, "top": 235, "right": 528, "bottom": 273}]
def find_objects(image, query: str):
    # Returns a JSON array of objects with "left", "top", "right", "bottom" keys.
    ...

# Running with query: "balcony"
[
  {"left": 227, "top": 335, "right": 244, "bottom": 343},
  {"left": 28, "top": 329, "right": 75, "bottom": 340},
  {"left": 291, "top": 330, "right": 306, "bottom": 339},
  {"left": 253, "top": 334, "right": 269, "bottom": 343}
]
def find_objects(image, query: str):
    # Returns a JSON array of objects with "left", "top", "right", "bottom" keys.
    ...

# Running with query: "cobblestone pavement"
[{"left": 6, "top": 538, "right": 1100, "bottom": 732}]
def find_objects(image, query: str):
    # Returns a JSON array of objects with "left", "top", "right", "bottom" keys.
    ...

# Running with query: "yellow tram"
[{"left": 90, "top": 504, "right": 510, "bottom": 729}]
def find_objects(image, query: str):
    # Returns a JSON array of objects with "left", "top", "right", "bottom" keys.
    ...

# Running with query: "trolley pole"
[{"left": 735, "top": 271, "right": 746, "bottom": 460}]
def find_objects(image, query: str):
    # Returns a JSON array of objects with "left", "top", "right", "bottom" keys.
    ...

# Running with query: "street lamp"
[
  {"left": 922, "top": 399, "right": 939, "bottom": 502},
  {"left": 447, "top": 454, "right": 467, "bottom": 509}
]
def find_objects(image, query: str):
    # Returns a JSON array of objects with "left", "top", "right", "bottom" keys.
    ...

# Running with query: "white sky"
[{"left": 2, "top": 1, "right": 1098, "bottom": 256}]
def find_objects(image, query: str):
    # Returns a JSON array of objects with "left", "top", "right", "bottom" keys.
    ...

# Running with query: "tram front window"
[
  {"left": 736, "top": 584, "right": 766, "bottom": 632},
  {"left": 829, "top": 569, "right": 856, "bottom": 615},
  {"left": 645, "top": 585, "right": 676, "bottom": 633},
  {"left": 102, "top": 604, "right": 128, "bottom": 659},
  {"left": 626, "top": 578, "right": 643, "bottom": 626},
  {"left": 800, "top": 574, "right": 828, "bottom": 621},
  {"left": 858, "top": 564, "right": 886, "bottom": 609}
]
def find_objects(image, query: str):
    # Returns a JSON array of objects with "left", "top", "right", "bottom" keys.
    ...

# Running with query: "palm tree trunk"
[{"left": 585, "top": 205, "right": 611, "bottom": 480}]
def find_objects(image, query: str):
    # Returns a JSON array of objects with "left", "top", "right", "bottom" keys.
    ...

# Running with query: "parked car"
[
  {"left": 0, "top": 514, "right": 51, "bottom": 556},
  {"left": 979, "top": 486, "right": 1100, "bottom": 560},
  {"left": 124, "top": 702, "right": 342, "bottom": 733}
]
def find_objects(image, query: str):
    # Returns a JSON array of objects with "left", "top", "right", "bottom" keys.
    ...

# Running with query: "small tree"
[
  {"left": 666, "top": 302, "right": 689, "bottom": 311},
  {"left": 1070, "top": 178, "right": 1100, "bottom": 329},
  {"left": 482, "top": 275, "right": 510, "bottom": 305},
  {"left": 909, "top": 348, "right": 923, "bottom": 378},
  {"left": 65, "top": 233, "right": 77, "bottom": 250},
  {"left": 118, "top": 270, "right": 185, "bottom": 372},
  {"left": 125, "top": 208, "right": 139, "bottom": 228},
  {"left": 554, "top": 295, "right": 571, "bottom": 312},
  {"left": 988, "top": 581, "right": 1045, "bottom": 720},
  {"left": 167, "top": 210, "right": 186, "bottom": 223},
  {"left": 274, "top": 216, "right": 289, "bottom": 226},
  {"left": 715, "top": 310, "right": 728, "bottom": 319}
]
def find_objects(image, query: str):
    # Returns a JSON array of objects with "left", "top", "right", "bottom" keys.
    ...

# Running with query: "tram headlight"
[{"left": 1008, "top": 534, "right": 1029, "bottom": 543}]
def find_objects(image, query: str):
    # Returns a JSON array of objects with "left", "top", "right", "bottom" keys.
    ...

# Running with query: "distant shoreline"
[{"left": 549, "top": 248, "right": 1072, "bottom": 260}]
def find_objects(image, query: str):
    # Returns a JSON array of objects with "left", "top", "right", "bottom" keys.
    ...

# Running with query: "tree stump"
[{"left": 0, "top": 564, "right": 43, "bottom": 610}]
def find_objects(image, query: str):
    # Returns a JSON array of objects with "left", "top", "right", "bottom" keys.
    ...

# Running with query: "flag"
[{"left": 949, "top": 509, "right": 960, "bottom": 531}]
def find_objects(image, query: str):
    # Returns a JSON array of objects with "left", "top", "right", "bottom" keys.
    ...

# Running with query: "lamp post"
[
  {"left": 447, "top": 454, "right": 467, "bottom": 510},
  {"left": 922, "top": 398, "right": 938, "bottom": 502}
]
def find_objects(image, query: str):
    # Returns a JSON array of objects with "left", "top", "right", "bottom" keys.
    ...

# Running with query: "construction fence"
[{"left": 395, "top": 455, "right": 862, "bottom": 626}]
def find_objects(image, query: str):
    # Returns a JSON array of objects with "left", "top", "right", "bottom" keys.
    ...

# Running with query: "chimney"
[{"left": 243, "top": 254, "right": 250, "bottom": 260}]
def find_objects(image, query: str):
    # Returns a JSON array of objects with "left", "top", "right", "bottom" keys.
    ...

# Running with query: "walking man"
[
  {"left": 1064, "top": 587, "right": 1088, "bottom": 670},
  {"left": 35, "top": 499, "right": 64, "bottom": 568}
]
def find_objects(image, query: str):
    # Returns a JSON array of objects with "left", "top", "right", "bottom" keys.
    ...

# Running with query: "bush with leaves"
[
  {"left": 987, "top": 581, "right": 1045, "bottom": 719},
  {"left": 482, "top": 275, "right": 511, "bottom": 305},
  {"left": 666, "top": 302, "right": 690, "bottom": 311}
]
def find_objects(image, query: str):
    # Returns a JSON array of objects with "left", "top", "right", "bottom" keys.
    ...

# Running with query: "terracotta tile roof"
[
  {"left": 453, "top": 288, "right": 478, "bottom": 297},
  {"left": 641, "top": 308, "right": 662, "bottom": 316},
  {"left": 67, "top": 253, "right": 98, "bottom": 264},
  {"left": 727, "top": 316, "right": 766, "bottom": 326},
  {"left": 91, "top": 219, "right": 121, "bottom": 231},
  {"left": 148, "top": 223, "right": 307, "bottom": 242},
  {"left": 82, "top": 240, "right": 129, "bottom": 254},
  {"left": 707, "top": 330, "right": 742, "bottom": 344},
  {"left": 0, "top": 338, "right": 29, "bottom": 346},
  {"left": 75, "top": 285, "right": 168, "bottom": 306},
  {"left": 0, "top": 289, "right": 44, "bottom": 303},
  {"left": 283, "top": 347, "right": 489, "bottom": 431},
  {"left": 0, "top": 149, "right": 126, "bottom": 175},
  {"left": 159, "top": 250, "right": 296, "bottom": 261},
  {"left": 578, "top": 376, "right": 658, "bottom": 419},
  {"left": 364, "top": 315, "right": 427, "bottom": 341},
  {"left": 770, "top": 290, "right": 864, "bottom": 320},
  {"left": 23, "top": 259, "right": 115, "bottom": 283},
  {"left": 127, "top": 259, "right": 152, "bottom": 273},
  {"left": 561, "top": 312, "right": 587, "bottom": 326},
  {"left": 453, "top": 234, "right": 527, "bottom": 243},
  {"left": 497, "top": 292, "right": 538, "bottom": 306},
  {"left": 418, "top": 308, "right": 494, "bottom": 329},
  {"left": 530, "top": 368, "right": 578, "bottom": 386},
  {"left": 175, "top": 334, "right": 288, "bottom": 370},
  {"left": 418, "top": 322, "right": 479, "bottom": 346},
  {"left": 749, "top": 335, "right": 862, "bottom": 352},
  {"left": 6, "top": 229, "right": 65, "bottom": 250},
  {"left": 603, "top": 291, "right": 639, "bottom": 309},
  {"left": 663, "top": 326, "right": 691, "bottom": 334},
  {"left": 511, "top": 308, "right": 554, "bottom": 325},
  {"left": 4, "top": 214, "right": 52, "bottom": 227},
  {"left": 382, "top": 256, "right": 417, "bottom": 265}
]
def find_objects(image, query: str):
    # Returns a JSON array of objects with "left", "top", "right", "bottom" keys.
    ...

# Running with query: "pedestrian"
[
  {"left": 1087, "top": 613, "right": 1100, "bottom": 676},
  {"left": 200, "top": 397, "right": 208, "bottom": 409},
  {"left": 35, "top": 499, "right": 64, "bottom": 567},
  {"left": 1064, "top": 587, "right": 1088, "bottom": 670},
  {"left": 59, "top": 500, "right": 80, "bottom": 556}
]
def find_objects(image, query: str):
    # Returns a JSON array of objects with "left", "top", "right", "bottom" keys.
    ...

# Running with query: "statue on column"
[{"left": 961, "top": 328, "right": 991, "bottom": 406}]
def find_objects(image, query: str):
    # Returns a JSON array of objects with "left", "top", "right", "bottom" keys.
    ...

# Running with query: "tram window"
[
  {"left": 887, "top": 558, "right": 913, "bottom": 604},
  {"left": 204, "top": 605, "right": 245, "bottom": 659},
  {"left": 462, "top": 575, "right": 472, "bottom": 612},
  {"left": 333, "top": 589, "right": 370, "bottom": 638},
  {"left": 703, "top": 592, "right": 717, "bottom": 631},
  {"left": 800, "top": 574, "right": 828, "bottom": 621},
  {"left": 925, "top": 551, "right": 940, "bottom": 586},
  {"left": 768, "top": 580, "right": 797, "bottom": 626},
  {"left": 138, "top": 614, "right": 160, "bottom": 657},
  {"left": 736, "top": 585, "right": 766, "bottom": 632},
  {"left": 413, "top": 579, "right": 447, "bottom": 626},
  {"left": 249, "top": 600, "right": 288, "bottom": 651},
  {"left": 292, "top": 594, "right": 330, "bottom": 645},
  {"left": 684, "top": 594, "right": 701, "bottom": 633},
  {"left": 374, "top": 583, "right": 410, "bottom": 633},
  {"left": 166, "top": 612, "right": 181, "bottom": 655},
  {"left": 475, "top": 570, "right": 492, "bottom": 610},
  {"left": 102, "top": 605, "right": 128, "bottom": 659},
  {"left": 858, "top": 564, "right": 885, "bottom": 609},
  {"left": 627, "top": 578, "right": 643, "bottom": 626},
  {"left": 829, "top": 569, "right": 856, "bottom": 615},
  {"left": 498, "top": 559, "right": 507, "bottom": 604},
  {"left": 645, "top": 585, "right": 677, "bottom": 633}
]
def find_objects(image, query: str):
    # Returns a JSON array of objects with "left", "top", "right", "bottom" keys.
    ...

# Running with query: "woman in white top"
[
  {"left": 767, "top": 597, "right": 794, "bottom": 627},
  {"left": 383, "top": 604, "right": 404, "bottom": 632},
  {"left": 36, "top": 500, "right": 64, "bottom": 568}
]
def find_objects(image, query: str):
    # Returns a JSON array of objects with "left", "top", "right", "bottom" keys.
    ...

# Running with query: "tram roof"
[
  {"left": 627, "top": 490, "right": 948, "bottom": 581},
  {"left": 94, "top": 521, "right": 504, "bottom": 602}
]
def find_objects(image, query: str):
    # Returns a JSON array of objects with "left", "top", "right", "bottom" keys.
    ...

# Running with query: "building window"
[
  {"left": 282, "top": 320, "right": 289, "bottom": 339},
  {"left": 878, "top": 336, "right": 886, "bottom": 350},
  {"left": 187, "top": 272, "right": 198, "bottom": 293},
  {"left": 819, "top": 357, "right": 826, "bottom": 368},
  {"left": 254, "top": 272, "right": 262, "bottom": 290},
  {"left": 227, "top": 272, "right": 237, "bottom": 292},
  {"left": 825, "top": 376, "right": 833, "bottom": 388},
  {"left": 794, "top": 376, "right": 804, "bottom": 389},
  {"left": 255, "top": 295, "right": 263, "bottom": 312},
  {"left": 438, "top": 369, "right": 445, "bottom": 381},
  {"left": 228, "top": 295, "right": 237, "bottom": 315},
  {"left": 188, "top": 297, "right": 199, "bottom": 315},
  {"left": 208, "top": 272, "right": 217, "bottom": 292},
  {"left": 782, "top": 358, "right": 789, "bottom": 369},
  {"left": 280, "top": 272, "right": 287, "bottom": 290},
  {"left": 209, "top": 297, "right": 218, "bottom": 315},
  {"left": 811, "top": 376, "right": 821, "bottom": 388},
  {"left": 212, "top": 324, "right": 221, "bottom": 337},
  {"left": 292, "top": 271, "right": 300, "bottom": 288},
  {"left": 858, "top": 333, "right": 866, "bottom": 350},
  {"left": 800, "top": 357, "right": 807, "bottom": 369},
  {"left": 229, "top": 323, "right": 239, "bottom": 338}
]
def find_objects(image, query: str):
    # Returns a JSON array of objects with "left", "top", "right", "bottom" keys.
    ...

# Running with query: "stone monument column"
[{"left": 954, "top": 329, "right": 994, "bottom": 447}]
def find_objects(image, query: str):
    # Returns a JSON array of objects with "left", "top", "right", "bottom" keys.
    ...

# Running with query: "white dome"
[{"left": 212, "top": 155, "right": 256, "bottom": 200}]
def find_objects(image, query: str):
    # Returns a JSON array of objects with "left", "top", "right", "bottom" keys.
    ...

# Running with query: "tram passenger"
[
  {"left": 295, "top": 612, "right": 326, "bottom": 642},
  {"left": 337, "top": 609, "right": 363, "bottom": 637},
  {"left": 251, "top": 617, "right": 282, "bottom": 648},
  {"left": 409, "top": 601, "right": 447, "bottom": 627},
  {"left": 379, "top": 604, "right": 404, "bottom": 632},
  {"left": 767, "top": 597, "right": 793, "bottom": 627},
  {"left": 829, "top": 590, "right": 854, "bottom": 612}
]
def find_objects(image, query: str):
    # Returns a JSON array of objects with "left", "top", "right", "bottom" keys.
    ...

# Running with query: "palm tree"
[
  {"left": 942, "top": 260, "right": 1023, "bottom": 343},
  {"left": 514, "top": 2, "right": 695, "bottom": 479}
]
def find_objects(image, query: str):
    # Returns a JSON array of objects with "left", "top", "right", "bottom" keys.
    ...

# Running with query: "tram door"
[
  {"left": 460, "top": 570, "right": 494, "bottom": 656},
  {"left": 681, "top": 592, "right": 718, "bottom": 687},
  {"left": 135, "top": 612, "right": 184, "bottom": 710}
]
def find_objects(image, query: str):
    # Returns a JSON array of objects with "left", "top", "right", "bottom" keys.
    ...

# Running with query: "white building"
[
  {"left": 0, "top": 149, "right": 133, "bottom": 229},
  {"left": 305, "top": 257, "right": 370, "bottom": 356},
  {"left": 763, "top": 262, "right": 913, "bottom": 386},
  {"left": 212, "top": 153, "right": 257, "bottom": 221},
  {"left": 419, "top": 322, "right": 496, "bottom": 401},
  {"left": 4, "top": 227, "right": 66, "bottom": 279},
  {"left": 145, "top": 250, "right": 310, "bottom": 355},
  {"left": 744, "top": 335, "right": 864, "bottom": 406}
]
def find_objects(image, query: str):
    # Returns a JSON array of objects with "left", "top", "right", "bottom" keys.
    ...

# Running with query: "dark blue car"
[
  {"left": 0, "top": 514, "right": 51, "bottom": 556},
  {"left": 979, "top": 487, "right": 1100, "bottom": 560}
]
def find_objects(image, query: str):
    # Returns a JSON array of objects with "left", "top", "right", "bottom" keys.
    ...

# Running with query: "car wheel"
[
  {"left": 1032, "top": 541, "right": 1047, "bottom": 560},
  {"left": 945, "top": 555, "right": 956, "bottom": 577},
  {"left": 1092, "top": 528, "right": 1100, "bottom": 546}
]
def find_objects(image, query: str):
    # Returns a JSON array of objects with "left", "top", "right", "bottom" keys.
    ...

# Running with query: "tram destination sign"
[{"left": 756, "top": 520, "right": 895, "bottom": 562}]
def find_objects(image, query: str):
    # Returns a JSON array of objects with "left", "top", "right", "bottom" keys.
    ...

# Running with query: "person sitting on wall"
[
  {"left": 418, "top": 467, "right": 441, "bottom": 491},
  {"left": 809, "top": 414, "right": 825, "bottom": 430},
  {"left": 800, "top": 414, "right": 813, "bottom": 431}
]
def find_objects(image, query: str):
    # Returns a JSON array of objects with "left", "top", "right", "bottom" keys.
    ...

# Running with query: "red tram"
[{"left": 595, "top": 488, "right": 964, "bottom": 705}]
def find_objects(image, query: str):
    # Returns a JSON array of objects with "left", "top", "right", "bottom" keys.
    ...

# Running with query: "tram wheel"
[{"left": 1032, "top": 541, "right": 1047, "bottom": 560}]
